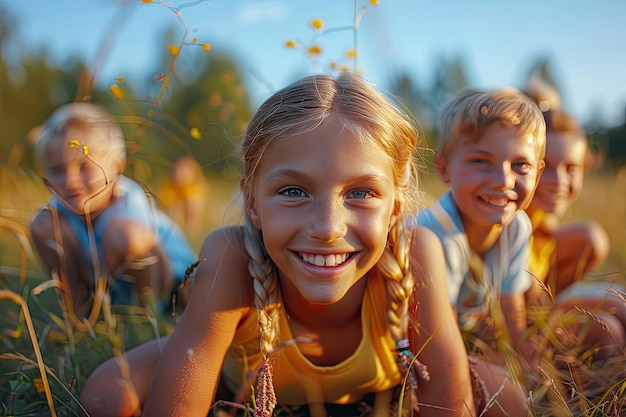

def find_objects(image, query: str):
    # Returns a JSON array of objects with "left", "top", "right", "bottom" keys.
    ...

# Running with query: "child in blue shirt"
[
  {"left": 416, "top": 87, "right": 546, "bottom": 412},
  {"left": 30, "top": 103, "right": 197, "bottom": 317}
]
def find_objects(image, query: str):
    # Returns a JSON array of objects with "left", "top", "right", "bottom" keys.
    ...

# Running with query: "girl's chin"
[{"left": 298, "top": 286, "right": 349, "bottom": 306}]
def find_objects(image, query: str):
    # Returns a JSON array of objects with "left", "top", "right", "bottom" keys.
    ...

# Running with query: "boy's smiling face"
[
  {"left": 42, "top": 126, "right": 122, "bottom": 215},
  {"left": 436, "top": 123, "right": 544, "bottom": 235}
]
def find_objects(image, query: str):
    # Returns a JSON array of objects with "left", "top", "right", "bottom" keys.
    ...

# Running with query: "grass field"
[{"left": 1, "top": 164, "right": 625, "bottom": 416}]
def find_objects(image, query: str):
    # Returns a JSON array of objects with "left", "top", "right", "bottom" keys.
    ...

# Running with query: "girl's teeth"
[{"left": 300, "top": 252, "right": 348, "bottom": 267}]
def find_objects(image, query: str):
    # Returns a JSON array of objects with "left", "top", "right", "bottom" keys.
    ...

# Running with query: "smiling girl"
[{"left": 79, "top": 74, "right": 495, "bottom": 417}]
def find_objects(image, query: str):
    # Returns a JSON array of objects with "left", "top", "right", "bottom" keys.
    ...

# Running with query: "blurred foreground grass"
[{"left": 1, "top": 166, "right": 625, "bottom": 416}]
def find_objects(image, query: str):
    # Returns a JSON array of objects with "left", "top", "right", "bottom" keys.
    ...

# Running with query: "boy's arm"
[
  {"left": 499, "top": 212, "right": 542, "bottom": 367},
  {"left": 500, "top": 292, "right": 542, "bottom": 368}
]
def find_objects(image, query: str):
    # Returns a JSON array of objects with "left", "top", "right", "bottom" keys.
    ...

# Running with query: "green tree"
[{"left": 0, "top": 13, "right": 86, "bottom": 175}]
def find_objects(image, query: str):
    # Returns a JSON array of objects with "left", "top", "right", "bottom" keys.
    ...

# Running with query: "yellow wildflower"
[
  {"left": 109, "top": 84, "right": 124, "bottom": 100},
  {"left": 192, "top": 37, "right": 198, "bottom": 43},
  {"left": 141, "top": 0, "right": 152, "bottom": 3},
  {"left": 33, "top": 378, "right": 45, "bottom": 394},
  {"left": 114, "top": 77, "right": 124, "bottom": 82},
  {"left": 311, "top": 18, "right": 323, "bottom": 31},
  {"left": 209, "top": 92, "right": 222, "bottom": 107},
  {"left": 190, "top": 127, "right": 201, "bottom": 140},
  {"left": 202, "top": 43, "right": 211, "bottom": 52},
  {"left": 69, "top": 140, "right": 89, "bottom": 155},
  {"left": 284, "top": 39, "right": 297, "bottom": 48},
  {"left": 346, "top": 48, "right": 357, "bottom": 58},
  {"left": 167, "top": 45, "right": 180, "bottom": 57},
  {"left": 369, "top": 0, "right": 379, "bottom": 5},
  {"left": 307, "top": 45, "right": 322, "bottom": 55}
]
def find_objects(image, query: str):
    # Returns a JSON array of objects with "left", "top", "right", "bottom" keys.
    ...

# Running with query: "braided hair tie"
[
  {"left": 253, "top": 361, "right": 277, "bottom": 417},
  {"left": 396, "top": 339, "right": 430, "bottom": 390}
]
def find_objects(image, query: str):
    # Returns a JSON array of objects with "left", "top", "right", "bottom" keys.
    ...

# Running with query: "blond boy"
[{"left": 416, "top": 88, "right": 546, "bottom": 368}]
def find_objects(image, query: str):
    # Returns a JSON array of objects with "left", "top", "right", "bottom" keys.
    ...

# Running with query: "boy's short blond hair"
[
  {"left": 36, "top": 102, "right": 126, "bottom": 167},
  {"left": 438, "top": 87, "right": 546, "bottom": 161}
]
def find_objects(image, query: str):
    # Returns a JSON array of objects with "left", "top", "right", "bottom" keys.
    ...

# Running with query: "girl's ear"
[
  {"left": 388, "top": 199, "right": 401, "bottom": 231},
  {"left": 434, "top": 153, "right": 450, "bottom": 184},
  {"left": 245, "top": 192, "right": 262, "bottom": 230}
]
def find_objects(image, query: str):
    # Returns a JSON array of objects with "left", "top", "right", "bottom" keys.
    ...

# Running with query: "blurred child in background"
[
  {"left": 524, "top": 79, "right": 626, "bottom": 357},
  {"left": 29, "top": 102, "right": 197, "bottom": 317},
  {"left": 159, "top": 155, "right": 207, "bottom": 239}
]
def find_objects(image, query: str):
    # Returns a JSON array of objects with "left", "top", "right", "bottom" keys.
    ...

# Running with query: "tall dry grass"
[
  {"left": 1, "top": 0, "right": 625, "bottom": 413},
  {"left": 1, "top": 162, "right": 626, "bottom": 416}
]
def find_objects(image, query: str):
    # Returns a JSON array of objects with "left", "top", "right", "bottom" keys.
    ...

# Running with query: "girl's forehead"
[{"left": 258, "top": 121, "right": 390, "bottom": 174}]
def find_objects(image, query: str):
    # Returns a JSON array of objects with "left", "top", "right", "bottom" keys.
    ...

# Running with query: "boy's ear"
[
  {"left": 434, "top": 153, "right": 450, "bottom": 184},
  {"left": 116, "top": 158, "right": 127, "bottom": 175},
  {"left": 536, "top": 159, "right": 545, "bottom": 179},
  {"left": 533, "top": 159, "right": 546, "bottom": 192}
]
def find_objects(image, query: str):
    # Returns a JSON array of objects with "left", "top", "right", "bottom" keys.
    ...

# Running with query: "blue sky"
[{"left": 4, "top": 0, "right": 626, "bottom": 126}]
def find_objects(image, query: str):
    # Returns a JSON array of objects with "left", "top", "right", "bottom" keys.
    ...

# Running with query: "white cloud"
[{"left": 236, "top": 1, "right": 288, "bottom": 24}]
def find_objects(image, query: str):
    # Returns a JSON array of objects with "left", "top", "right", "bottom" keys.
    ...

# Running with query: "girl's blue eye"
[
  {"left": 279, "top": 187, "right": 308, "bottom": 198},
  {"left": 349, "top": 189, "right": 372, "bottom": 199}
]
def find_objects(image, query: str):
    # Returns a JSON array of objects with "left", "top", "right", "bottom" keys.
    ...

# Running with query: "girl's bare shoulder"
[
  {"left": 189, "top": 225, "right": 255, "bottom": 309},
  {"left": 408, "top": 224, "right": 447, "bottom": 288},
  {"left": 409, "top": 224, "right": 443, "bottom": 256}
]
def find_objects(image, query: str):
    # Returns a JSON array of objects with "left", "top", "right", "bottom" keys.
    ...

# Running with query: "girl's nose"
[{"left": 309, "top": 197, "right": 348, "bottom": 241}]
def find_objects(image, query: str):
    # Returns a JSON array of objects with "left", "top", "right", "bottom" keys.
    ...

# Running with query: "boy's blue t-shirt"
[
  {"left": 49, "top": 175, "right": 197, "bottom": 303},
  {"left": 415, "top": 191, "right": 532, "bottom": 325}
]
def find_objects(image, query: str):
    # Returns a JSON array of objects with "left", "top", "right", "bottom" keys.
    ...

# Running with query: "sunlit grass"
[
  {"left": 1, "top": 164, "right": 626, "bottom": 416},
  {"left": 1, "top": 0, "right": 625, "bottom": 415}
]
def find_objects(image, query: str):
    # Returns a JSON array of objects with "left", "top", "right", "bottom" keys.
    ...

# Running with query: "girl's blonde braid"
[
  {"left": 376, "top": 221, "right": 430, "bottom": 409},
  {"left": 242, "top": 216, "right": 280, "bottom": 417}
]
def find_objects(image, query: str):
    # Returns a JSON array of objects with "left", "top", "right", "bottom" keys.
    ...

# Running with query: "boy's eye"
[
  {"left": 471, "top": 158, "right": 490, "bottom": 165},
  {"left": 47, "top": 166, "right": 64, "bottom": 176},
  {"left": 512, "top": 161, "right": 532, "bottom": 173},
  {"left": 279, "top": 186, "right": 308, "bottom": 198}
]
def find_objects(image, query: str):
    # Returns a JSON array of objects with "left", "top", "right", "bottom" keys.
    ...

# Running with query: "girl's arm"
[
  {"left": 142, "top": 226, "right": 254, "bottom": 417},
  {"left": 410, "top": 225, "right": 476, "bottom": 417}
]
